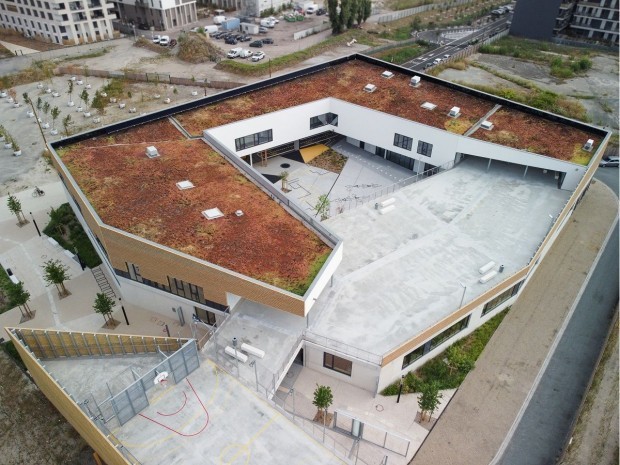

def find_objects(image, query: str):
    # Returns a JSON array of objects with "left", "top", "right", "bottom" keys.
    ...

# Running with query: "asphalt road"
[
  {"left": 497, "top": 167, "right": 619, "bottom": 465},
  {"left": 403, "top": 15, "right": 512, "bottom": 71}
]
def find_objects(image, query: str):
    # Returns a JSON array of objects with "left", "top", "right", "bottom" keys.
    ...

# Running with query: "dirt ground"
[
  {"left": 559, "top": 315, "right": 619, "bottom": 465},
  {"left": 0, "top": 350, "right": 95, "bottom": 465}
]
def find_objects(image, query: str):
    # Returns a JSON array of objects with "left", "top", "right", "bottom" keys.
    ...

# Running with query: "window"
[
  {"left": 195, "top": 307, "right": 217, "bottom": 326},
  {"left": 417, "top": 140, "right": 433, "bottom": 157},
  {"left": 234, "top": 129, "right": 273, "bottom": 151},
  {"left": 393, "top": 133, "right": 412, "bottom": 151},
  {"left": 127, "top": 262, "right": 143, "bottom": 283},
  {"left": 482, "top": 281, "right": 522, "bottom": 316},
  {"left": 310, "top": 112, "right": 338, "bottom": 129},
  {"left": 385, "top": 150, "right": 414, "bottom": 170},
  {"left": 402, "top": 345, "right": 425, "bottom": 369},
  {"left": 323, "top": 352, "right": 352, "bottom": 376},
  {"left": 429, "top": 315, "right": 470, "bottom": 350}
]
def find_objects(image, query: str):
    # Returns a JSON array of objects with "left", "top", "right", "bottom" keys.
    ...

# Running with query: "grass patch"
[
  {"left": 570, "top": 143, "right": 594, "bottom": 165},
  {"left": 216, "top": 30, "right": 379, "bottom": 77},
  {"left": 456, "top": 80, "right": 589, "bottom": 122},
  {"left": 57, "top": 47, "right": 110, "bottom": 63},
  {"left": 381, "top": 308, "right": 509, "bottom": 395},
  {"left": 385, "top": 0, "right": 433, "bottom": 11},
  {"left": 0, "top": 43, "right": 13, "bottom": 58},
  {"left": 373, "top": 44, "right": 425, "bottom": 64},
  {"left": 42, "top": 203, "right": 102, "bottom": 269},
  {"left": 0, "top": 60, "right": 56, "bottom": 88},
  {"left": 444, "top": 118, "right": 472, "bottom": 135},
  {"left": 307, "top": 148, "right": 348, "bottom": 173}
]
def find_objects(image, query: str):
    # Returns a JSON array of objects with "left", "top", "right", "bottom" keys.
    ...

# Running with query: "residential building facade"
[
  {"left": 112, "top": 0, "right": 197, "bottom": 31},
  {"left": 0, "top": 0, "right": 116, "bottom": 44}
]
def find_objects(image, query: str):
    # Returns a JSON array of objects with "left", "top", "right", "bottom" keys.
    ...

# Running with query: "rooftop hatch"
[
  {"left": 381, "top": 71, "right": 394, "bottom": 79},
  {"left": 176, "top": 180, "right": 195, "bottom": 190},
  {"left": 145, "top": 146, "right": 159, "bottom": 158},
  {"left": 364, "top": 83, "right": 377, "bottom": 93},
  {"left": 202, "top": 208, "right": 224, "bottom": 220},
  {"left": 410, "top": 76, "right": 421, "bottom": 87},
  {"left": 421, "top": 102, "right": 436, "bottom": 111}
]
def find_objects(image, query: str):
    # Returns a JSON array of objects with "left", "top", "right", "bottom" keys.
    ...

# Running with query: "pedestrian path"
[
  {"left": 0, "top": 40, "right": 40, "bottom": 55},
  {"left": 411, "top": 180, "right": 619, "bottom": 465}
]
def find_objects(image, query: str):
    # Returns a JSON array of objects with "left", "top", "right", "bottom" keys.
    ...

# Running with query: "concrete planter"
[
  {"left": 50, "top": 129, "right": 59, "bottom": 135},
  {"left": 13, "top": 150, "right": 22, "bottom": 157},
  {"left": 68, "top": 101, "right": 75, "bottom": 107}
]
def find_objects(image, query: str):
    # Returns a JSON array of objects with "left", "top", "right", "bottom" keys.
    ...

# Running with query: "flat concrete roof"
[
  {"left": 308, "top": 156, "right": 572, "bottom": 356},
  {"left": 44, "top": 353, "right": 343, "bottom": 465}
]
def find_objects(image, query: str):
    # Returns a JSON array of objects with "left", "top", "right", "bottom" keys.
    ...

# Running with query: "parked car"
[
  {"left": 443, "top": 54, "right": 450, "bottom": 59},
  {"left": 251, "top": 51, "right": 265, "bottom": 62},
  {"left": 599, "top": 155, "right": 619, "bottom": 167},
  {"left": 259, "top": 26, "right": 268, "bottom": 33},
  {"left": 225, "top": 36, "right": 238, "bottom": 45},
  {"left": 306, "top": 6, "right": 316, "bottom": 14},
  {"left": 239, "top": 49, "right": 254, "bottom": 58},
  {"left": 239, "top": 34, "right": 251, "bottom": 42},
  {"left": 249, "top": 40, "right": 263, "bottom": 48},
  {"left": 227, "top": 47, "right": 243, "bottom": 58},
  {"left": 159, "top": 35, "right": 170, "bottom": 46},
  {"left": 262, "top": 37, "right": 274, "bottom": 44},
  {"left": 316, "top": 8, "right": 326, "bottom": 15},
  {"left": 138, "top": 23, "right": 150, "bottom": 30},
  {"left": 152, "top": 35, "right": 161, "bottom": 44},
  {"left": 168, "top": 39, "right": 177, "bottom": 47}
]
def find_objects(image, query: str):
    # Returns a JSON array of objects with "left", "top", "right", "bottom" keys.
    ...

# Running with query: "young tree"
[
  {"left": 36, "top": 96, "right": 43, "bottom": 111},
  {"left": 93, "top": 292, "right": 116, "bottom": 327},
  {"left": 22, "top": 92, "right": 30, "bottom": 105},
  {"left": 347, "top": 0, "right": 358, "bottom": 28},
  {"left": 62, "top": 114, "right": 73, "bottom": 136},
  {"left": 314, "top": 194, "right": 331, "bottom": 221},
  {"left": 91, "top": 90, "right": 106, "bottom": 115},
  {"left": 339, "top": 0, "right": 353, "bottom": 32},
  {"left": 6, "top": 281, "right": 34, "bottom": 319},
  {"left": 67, "top": 79, "right": 74, "bottom": 104},
  {"left": 313, "top": 384, "right": 334, "bottom": 428},
  {"left": 361, "top": 0, "right": 372, "bottom": 23},
  {"left": 418, "top": 381, "right": 443, "bottom": 422},
  {"left": 280, "top": 171, "right": 289, "bottom": 191},
  {"left": 7, "top": 194, "right": 27, "bottom": 225},
  {"left": 42, "top": 258, "right": 71, "bottom": 297},
  {"left": 51, "top": 106, "right": 60, "bottom": 130},
  {"left": 8, "top": 88, "right": 17, "bottom": 104},
  {"left": 445, "top": 345, "right": 474, "bottom": 376},
  {"left": 42, "top": 100, "right": 51, "bottom": 119},
  {"left": 79, "top": 89, "right": 90, "bottom": 109}
]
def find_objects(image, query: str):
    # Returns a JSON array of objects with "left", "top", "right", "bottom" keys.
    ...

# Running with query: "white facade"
[
  {"left": 205, "top": 97, "right": 587, "bottom": 191},
  {"left": 113, "top": 0, "right": 197, "bottom": 31},
  {"left": 0, "top": 0, "right": 116, "bottom": 44}
]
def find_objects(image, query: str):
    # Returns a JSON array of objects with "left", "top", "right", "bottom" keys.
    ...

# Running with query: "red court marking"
[
  {"left": 156, "top": 391, "right": 188, "bottom": 417},
  {"left": 139, "top": 379, "right": 209, "bottom": 437}
]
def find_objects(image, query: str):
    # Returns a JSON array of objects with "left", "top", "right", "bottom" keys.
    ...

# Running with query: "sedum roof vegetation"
[{"left": 58, "top": 119, "right": 331, "bottom": 296}]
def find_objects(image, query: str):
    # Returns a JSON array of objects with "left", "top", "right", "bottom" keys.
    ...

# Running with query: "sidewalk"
[{"left": 411, "top": 180, "right": 619, "bottom": 465}]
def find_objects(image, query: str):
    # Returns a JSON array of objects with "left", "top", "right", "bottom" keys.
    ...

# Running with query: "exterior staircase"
[{"left": 91, "top": 266, "right": 116, "bottom": 301}]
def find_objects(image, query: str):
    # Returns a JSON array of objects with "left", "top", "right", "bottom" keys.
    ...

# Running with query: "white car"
[
  {"left": 251, "top": 51, "right": 265, "bottom": 62},
  {"left": 159, "top": 35, "right": 170, "bottom": 46},
  {"left": 152, "top": 35, "right": 161, "bottom": 44},
  {"left": 227, "top": 47, "right": 243, "bottom": 58},
  {"left": 239, "top": 49, "right": 253, "bottom": 58}
]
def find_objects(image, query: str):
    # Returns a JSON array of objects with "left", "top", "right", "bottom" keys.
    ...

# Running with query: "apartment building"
[
  {"left": 112, "top": 0, "right": 197, "bottom": 31},
  {"left": 511, "top": 0, "right": 619, "bottom": 46},
  {"left": 0, "top": 0, "right": 116, "bottom": 44}
]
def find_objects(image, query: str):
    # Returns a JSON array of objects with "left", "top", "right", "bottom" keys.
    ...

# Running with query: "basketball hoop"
[{"left": 154, "top": 371, "right": 169, "bottom": 388}]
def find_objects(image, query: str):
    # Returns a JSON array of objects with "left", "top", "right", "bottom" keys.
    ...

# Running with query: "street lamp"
[
  {"left": 396, "top": 375, "right": 405, "bottom": 403},
  {"left": 458, "top": 281, "right": 467, "bottom": 308}
]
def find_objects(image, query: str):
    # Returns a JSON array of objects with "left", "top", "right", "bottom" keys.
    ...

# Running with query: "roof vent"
[
  {"left": 448, "top": 106, "right": 461, "bottom": 118},
  {"left": 583, "top": 139, "right": 594, "bottom": 151},
  {"left": 381, "top": 71, "right": 394, "bottom": 79},
  {"left": 364, "top": 83, "right": 377, "bottom": 93},
  {"left": 480, "top": 120, "right": 494, "bottom": 130},
  {"left": 202, "top": 208, "right": 224, "bottom": 220},
  {"left": 235, "top": 210, "right": 244, "bottom": 217},
  {"left": 410, "top": 76, "right": 421, "bottom": 87},
  {"left": 176, "top": 180, "right": 195, "bottom": 190},
  {"left": 421, "top": 102, "right": 436, "bottom": 111},
  {"left": 146, "top": 146, "right": 159, "bottom": 158}
]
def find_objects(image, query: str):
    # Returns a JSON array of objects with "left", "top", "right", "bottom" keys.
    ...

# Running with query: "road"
[
  {"left": 403, "top": 15, "right": 512, "bottom": 71},
  {"left": 497, "top": 166, "right": 619, "bottom": 465}
]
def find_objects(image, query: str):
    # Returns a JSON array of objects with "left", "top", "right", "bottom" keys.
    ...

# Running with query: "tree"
[
  {"left": 445, "top": 345, "right": 474, "bottom": 376},
  {"left": 6, "top": 282, "right": 34, "bottom": 319},
  {"left": 314, "top": 194, "right": 331, "bottom": 221},
  {"left": 418, "top": 382, "right": 443, "bottom": 422},
  {"left": 93, "top": 292, "right": 116, "bottom": 327},
  {"left": 42, "top": 101, "right": 50, "bottom": 119},
  {"left": 22, "top": 92, "right": 30, "bottom": 105},
  {"left": 42, "top": 258, "right": 71, "bottom": 297},
  {"left": 91, "top": 90, "right": 106, "bottom": 115},
  {"left": 313, "top": 384, "right": 333, "bottom": 430},
  {"left": 348, "top": 0, "right": 358, "bottom": 29},
  {"left": 280, "top": 171, "right": 289, "bottom": 191},
  {"left": 7, "top": 194, "right": 26, "bottom": 225},
  {"left": 339, "top": 0, "right": 353, "bottom": 33},
  {"left": 8, "top": 88, "right": 17, "bottom": 104},
  {"left": 361, "top": 0, "right": 372, "bottom": 23},
  {"left": 79, "top": 89, "right": 89, "bottom": 109},
  {"left": 51, "top": 106, "right": 60, "bottom": 130},
  {"left": 327, "top": 0, "right": 343, "bottom": 34},
  {"left": 62, "top": 114, "right": 73, "bottom": 136},
  {"left": 36, "top": 96, "right": 43, "bottom": 111},
  {"left": 67, "top": 79, "right": 74, "bottom": 104}
]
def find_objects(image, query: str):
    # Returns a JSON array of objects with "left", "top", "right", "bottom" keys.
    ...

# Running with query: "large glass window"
[
  {"left": 310, "top": 112, "right": 338, "bottom": 129},
  {"left": 482, "top": 281, "right": 522, "bottom": 316},
  {"left": 402, "top": 345, "right": 425, "bottom": 369},
  {"left": 393, "top": 133, "right": 413, "bottom": 151},
  {"left": 417, "top": 140, "right": 433, "bottom": 157},
  {"left": 234, "top": 129, "right": 273, "bottom": 151},
  {"left": 323, "top": 352, "right": 352, "bottom": 376},
  {"left": 385, "top": 150, "right": 414, "bottom": 170}
]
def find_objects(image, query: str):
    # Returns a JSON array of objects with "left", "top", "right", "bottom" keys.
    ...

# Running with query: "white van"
[
  {"left": 260, "top": 18, "right": 276, "bottom": 28},
  {"left": 227, "top": 47, "right": 243, "bottom": 58},
  {"left": 159, "top": 35, "right": 170, "bottom": 46},
  {"left": 213, "top": 15, "right": 226, "bottom": 25}
]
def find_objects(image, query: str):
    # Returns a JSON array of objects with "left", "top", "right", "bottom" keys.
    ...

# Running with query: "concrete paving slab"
[
  {"left": 309, "top": 156, "right": 571, "bottom": 355},
  {"left": 411, "top": 180, "right": 619, "bottom": 465}
]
